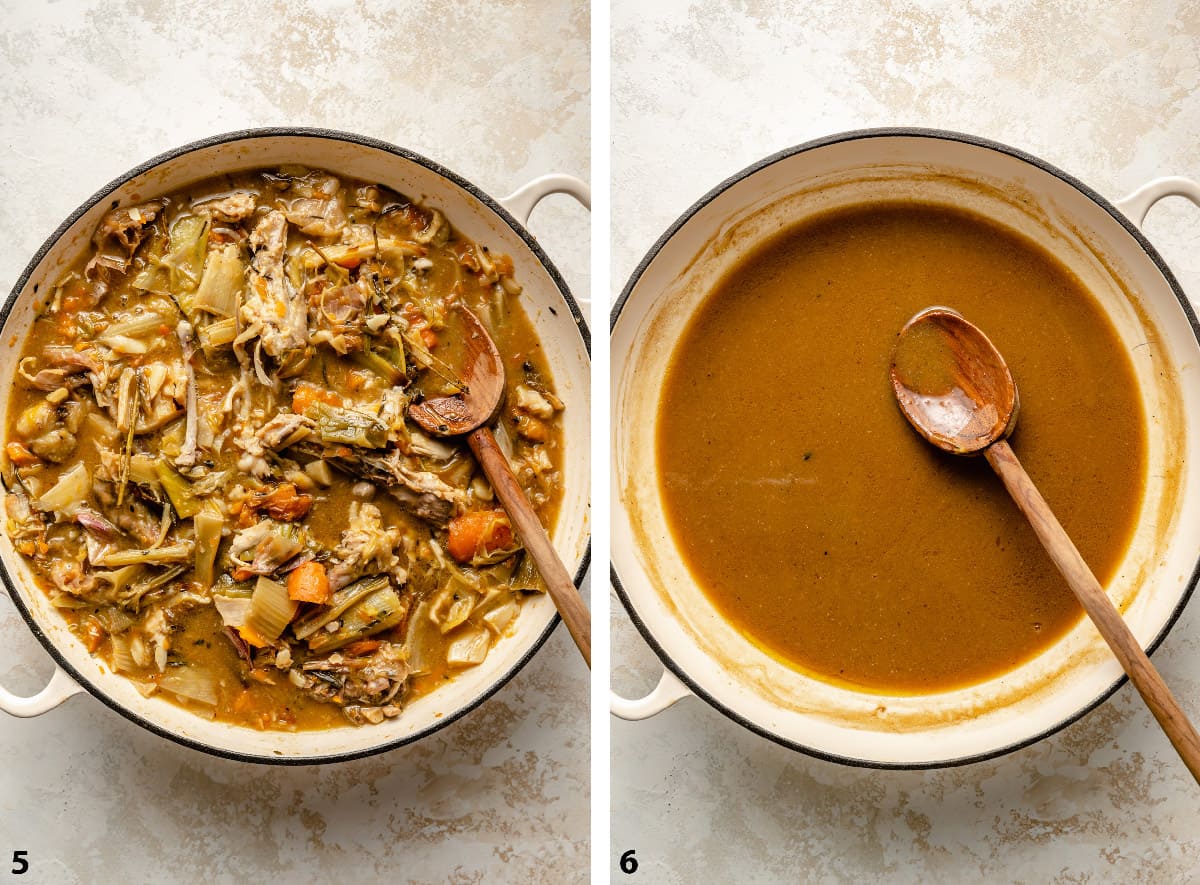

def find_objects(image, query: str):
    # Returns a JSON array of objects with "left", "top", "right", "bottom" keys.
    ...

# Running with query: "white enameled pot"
[
  {"left": 0, "top": 128, "right": 591, "bottom": 764},
  {"left": 611, "top": 129, "right": 1200, "bottom": 768}
]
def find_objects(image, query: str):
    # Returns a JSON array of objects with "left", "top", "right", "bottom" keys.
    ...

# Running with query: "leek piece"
[
  {"left": 131, "top": 263, "right": 167, "bottom": 295},
  {"left": 510, "top": 553, "right": 546, "bottom": 594},
  {"left": 388, "top": 344, "right": 406, "bottom": 378},
  {"left": 213, "top": 577, "right": 254, "bottom": 627},
  {"left": 93, "top": 543, "right": 193, "bottom": 567},
  {"left": 446, "top": 629, "right": 491, "bottom": 667},
  {"left": 93, "top": 564, "right": 145, "bottom": 595},
  {"left": 36, "top": 463, "right": 90, "bottom": 516},
  {"left": 292, "top": 575, "right": 388, "bottom": 640},
  {"left": 441, "top": 592, "right": 475, "bottom": 633},
  {"left": 308, "top": 402, "right": 387, "bottom": 448},
  {"left": 49, "top": 592, "right": 91, "bottom": 610},
  {"left": 159, "top": 667, "right": 218, "bottom": 707},
  {"left": 193, "top": 507, "right": 224, "bottom": 587},
  {"left": 157, "top": 419, "right": 185, "bottom": 459},
  {"left": 99, "top": 311, "right": 165, "bottom": 341},
  {"left": 350, "top": 349, "right": 403, "bottom": 385},
  {"left": 104, "top": 335, "right": 150, "bottom": 355},
  {"left": 285, "top": 469, "right": 315, "bottom": 492},
  {"left": 431, "top": 578, "right": 476, "bottom": 635},
  {"left": 299, "top": 238, "right": 420, "bottom": 270},
  {"left": 154, "top": 462, "right": 200, "bottom": 519},
  {"left": 166, "top": 215, "right": 209, "bottom": 292},
  {"left": 193, "top": 244, "right": 244, "bottom": 317},
  {"left": 117, "top": 565, "right": 186, "bottom": 610},
  {"left": 440, "top": 457, "right": 475, "bottom": 490},
  {"left": 469, "top": 474, "right": 493, "bottom": 503},
  {"left": 126, "top": 454, "right": 159, "bottom": 486},
  {"left": 245, "top": 576, "right": 297, "bottom": 642},
  {"left": 482, "top": 598, "right": 519, "bottom": 636},
  {"left": 404, "top": 596, "right": 434, "bottom": 675},
  {"left": 213, "top": 592, "right": 252, "bottom": 629},
  {"left": 96, "top": 606, "right": 137, "bottom": 635},
  {"left": 116, "top": 369, "right": 140, "bottom": 506},
  {"left": 306, "top": 585, "right": 406, "bottom": 654},
  {"left": 110, "top": 634, "right": 137, "bottom": 673},
  {"left": 197, "top": 317, "right": 237, "bottom": 350}
]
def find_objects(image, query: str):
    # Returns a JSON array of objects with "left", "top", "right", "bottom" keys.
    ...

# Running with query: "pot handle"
[
  {"left": 500, "top": 173, "right": 591, "bottom": 225},
  {"left": 1116, "top": 176, "right": 1200, "bottom": 226},
  {"left": 0, "top": 587, "right": 83, "bottom": 717},
  {"left": 611, "top": 667, "right": 693, "bottom": 720}
]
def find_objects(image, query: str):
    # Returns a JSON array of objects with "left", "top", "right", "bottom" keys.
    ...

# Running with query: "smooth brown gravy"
[{"left": 656, "top": 202, "right": 1147, "bottom": 693}]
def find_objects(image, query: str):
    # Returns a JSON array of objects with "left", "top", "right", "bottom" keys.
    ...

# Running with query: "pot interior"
[
  {"left": 1, "top": 132, "right": 590, "bottom": 762},
  {"left": 612, "top": 133, "right": 1200, "bottom": 766}
]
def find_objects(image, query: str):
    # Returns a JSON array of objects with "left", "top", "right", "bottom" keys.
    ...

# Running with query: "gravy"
[{"left": 656, "top": 202, "right": 1146, "bottom": 693}]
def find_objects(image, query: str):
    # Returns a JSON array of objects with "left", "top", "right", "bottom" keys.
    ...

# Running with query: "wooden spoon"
[
  {"left": 891, "top": 306, "right": 1200, "bottom": 783},
  {"left": 409, "top": 305, "right": 591, "bottom": 667}
]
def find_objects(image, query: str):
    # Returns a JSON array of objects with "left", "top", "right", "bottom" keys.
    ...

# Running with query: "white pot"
[
  {"left": 0, "top": 128, "right": 591, "bottom": 764},
  {"left": 611, "top": 128, "right": 1200, "bottom": 768}
]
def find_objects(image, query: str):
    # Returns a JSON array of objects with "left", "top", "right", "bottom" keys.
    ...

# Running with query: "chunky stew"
[{"left": 4, "top": 167, "right": 564, "bottom": 728}]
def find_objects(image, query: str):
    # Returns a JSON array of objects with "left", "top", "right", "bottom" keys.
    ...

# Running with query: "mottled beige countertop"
[
  {"left": 0, "top": 1, "right": 589, "bottom": 882},
  {"left": 612, "top": 1, "right": 1200, "bottom": 882}
]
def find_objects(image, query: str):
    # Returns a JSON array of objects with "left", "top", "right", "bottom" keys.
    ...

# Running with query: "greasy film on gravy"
[{"left": 3, "top": 167, "right": 565, "bottom": 728}]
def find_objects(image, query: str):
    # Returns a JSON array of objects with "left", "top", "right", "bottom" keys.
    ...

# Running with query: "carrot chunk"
[
  {"left": 292, "top": 382, "right": 342, "bottom": 415},
  {"left": 287, "top": 561, "right": 331, "bottom": 604},
  {"left": 237, "top": 624, "right": 271, "bottom": 648},
  {"left": 5, "top": 441, "right": 39, "bottom": 467},
  {"left": 447, "top": 510, "right": 515, "bottom": 563},
  {"left": 240, "top": 483, "right": 313, "bottom": 528}
]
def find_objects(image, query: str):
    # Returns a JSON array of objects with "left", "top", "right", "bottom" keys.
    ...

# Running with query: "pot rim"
[
  {"left": 610, "top": 126, "right": 1200, "bottom": 770},
  {"left": 1, "top": 126, "right": 591, "bottom": 766}
]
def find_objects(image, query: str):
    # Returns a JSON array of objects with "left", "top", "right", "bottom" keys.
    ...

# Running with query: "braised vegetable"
[
  {"left": 287, "top": 561, "right": 330, "bottom": 604},
  {"left": 447, "top": 509, "right": 517, "bottom": 564}
]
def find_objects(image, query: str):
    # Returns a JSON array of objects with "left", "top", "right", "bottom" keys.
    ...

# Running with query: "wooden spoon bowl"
[
  {"left": 409, "top": 305, "right": 591, "bottom": 667},
  {"left": 891, "top": 306, "right": 1200, "bottom": 784}
]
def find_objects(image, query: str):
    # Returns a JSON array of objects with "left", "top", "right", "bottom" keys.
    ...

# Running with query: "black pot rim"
[
  {"left": 610, "top": 125, "right": 1200, "bottom": 770},
  {"left": 1, "top": 126, "right": 591, "bottom": 766}
]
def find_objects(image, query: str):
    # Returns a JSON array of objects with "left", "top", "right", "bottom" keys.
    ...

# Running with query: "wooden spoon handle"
[
  {"left": 469, "top": 427, "right": 591, "bottom": 667},
  {"left": 985, "top": 439, "right": 1200, "bottom": 783}
]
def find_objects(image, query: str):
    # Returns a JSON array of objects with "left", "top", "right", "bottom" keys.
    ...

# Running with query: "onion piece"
[
  {"left": 110, "top": 634, "right": 138, "bottom": 673},
  {"left": 159, "top": 667, "right": 219, "bottom": 707},
  {"left": 36, "top": 463, "right": 90, "bottom": 516},
  {"left": 446, "top": 629, "right": 490, "bottom": 667}
]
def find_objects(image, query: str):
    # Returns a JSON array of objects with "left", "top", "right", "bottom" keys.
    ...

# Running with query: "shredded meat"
[
  {"left": 206, "top": 192, "right": 258, "bottom": 222},
  {"left": 240, "top": 210, "right": 310, "bottom": 371},
  {"left": 256, "top": 412, "right": 313, "bottom": 450},
  {"left": 292, "top": 640, "right": 410, "bottom": 722},
  {"left": 107, "top": 498, "right": 163, "bottom": 548},
  {"left": 308, "top": 278, "right": 368, "bottom": 354},
  {"left": 240, "top": 483, "right": 312, "bottom": 526},
  {"left": 85, "top": 201, "right": 165, "bottom": 278},
  {"left": 48, "top": 558, "right": 98, "bottom": 599},
  {"left": 282, "top": 173, "right": 347, "bottom": 237},
  {"left": 296, "top": 444, "right": 465, "bottom": 525},
  {"left": 326, "top": 502, "right": 407, "bottom": 590}
]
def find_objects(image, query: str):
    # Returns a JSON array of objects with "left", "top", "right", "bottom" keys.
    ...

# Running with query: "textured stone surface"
[
  {"left": 0, "top": 1, "right": 589, "bottom": 882},
  {"left": 612, "top": 1, "right": 1200, "bottom": 881}
]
